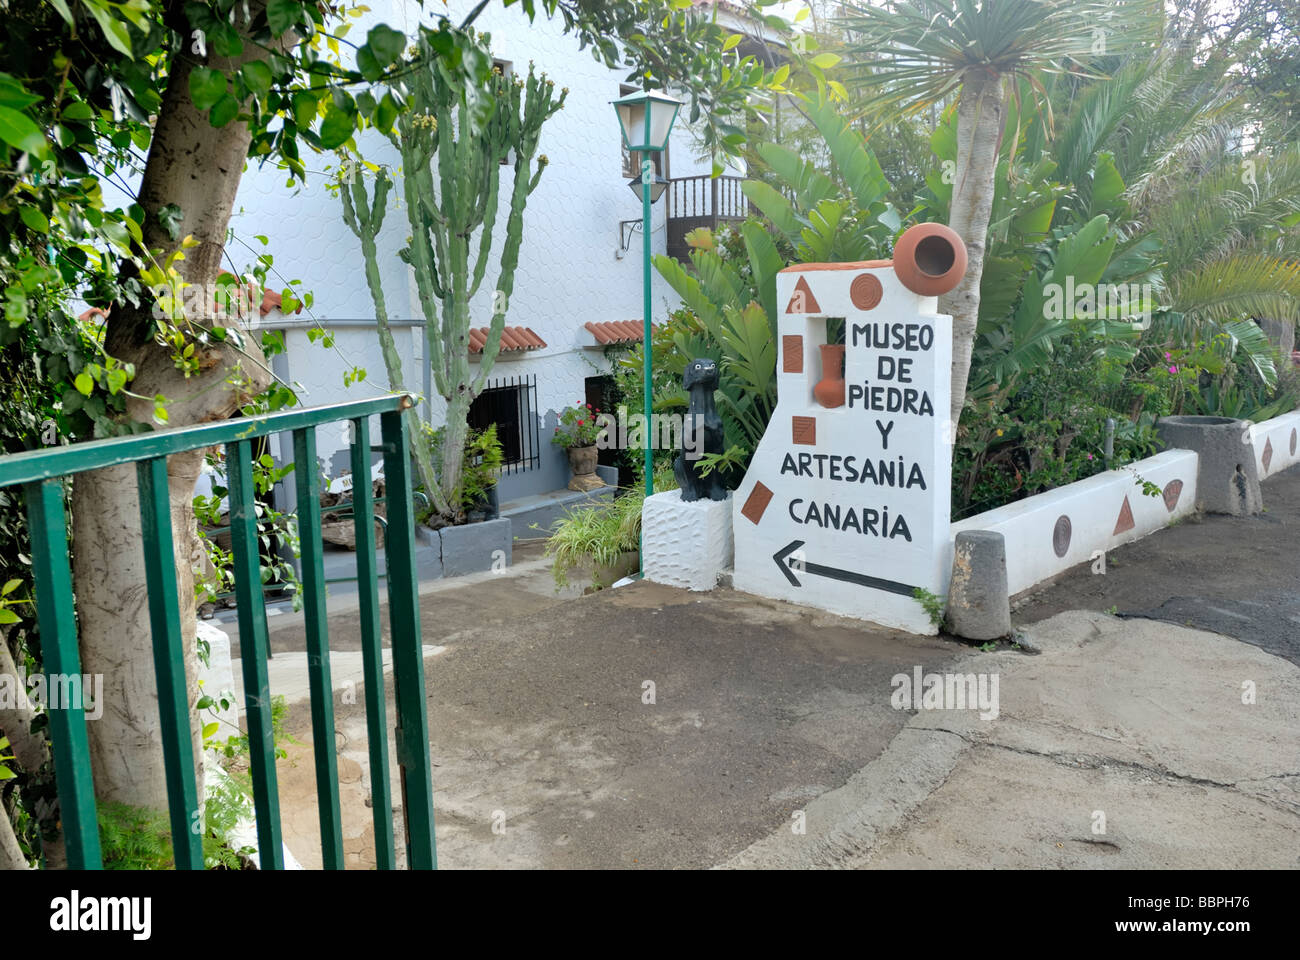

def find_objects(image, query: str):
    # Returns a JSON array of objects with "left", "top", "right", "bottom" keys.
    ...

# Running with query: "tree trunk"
[
  {"left": 1, "top": 630, "right": 42, "bottom": 870},
  {"left": 941, "top": 68, "right": 1005, "bottom": 437},
  {"left": 439, "top": 392, "right": 471, "bottom": 514},
  {"left": 0, "top": 634, "right": 47, "bottom": 773},
  {"left": 68, "top": 3, "right": 275, "bottom": 812},
  {"left": 0, "top": 804, "right": 31, "bottom": 870}
]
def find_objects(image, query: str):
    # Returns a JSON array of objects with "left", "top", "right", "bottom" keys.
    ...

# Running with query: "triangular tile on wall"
[
  {"left": 1113, "top": 495, "right": 1135, "bottom": 535},
  {"left": 785, "top": 275, "right": 822, "bottom": 314}
]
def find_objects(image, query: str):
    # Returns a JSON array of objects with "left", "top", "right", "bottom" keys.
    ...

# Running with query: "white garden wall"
[
  {"left": 1250, "top": 410, "right": 1300, "bottom": 481},
  {"left": 946, "top": 450, "right": 1200, "bottom": 598}
]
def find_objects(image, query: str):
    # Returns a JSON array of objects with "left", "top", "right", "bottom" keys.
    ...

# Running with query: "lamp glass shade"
[
  {"left": 612, "top": 90, "right": 682, "bottom": 153},
  {"left": 627, "top": 176, "right": 667, "bottom": 204}
]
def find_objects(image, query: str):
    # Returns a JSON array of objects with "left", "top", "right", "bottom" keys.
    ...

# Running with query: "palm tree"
[
  {"left": 1049, "top": 50, "right": 1300, "bottom": 383},
  {"left": 840, "top": 0, "right": 1164, "bottom": 433}
]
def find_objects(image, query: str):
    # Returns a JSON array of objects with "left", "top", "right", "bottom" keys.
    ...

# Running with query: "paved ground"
[
  {"left": 240, "top": 467, "right": 1300, "bottom": 869},
  {"left": 727, "top": 610, "right": 1299, "bottom": 869}
]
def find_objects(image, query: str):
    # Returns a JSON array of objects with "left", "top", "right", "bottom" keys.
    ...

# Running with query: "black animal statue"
[{"left": 674, "top": 357, "right": 728, "bottom": 502}]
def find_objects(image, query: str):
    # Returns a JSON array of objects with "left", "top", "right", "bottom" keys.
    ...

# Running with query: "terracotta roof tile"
[
  {"left": 258, "top": 286, "right": 303, "bottom": 316},
  {"left": 584, "top": 321, "right": 656, "bottom": 345},
  {"left": 469, "top": 326, "right": 546, "bottom": 354}
]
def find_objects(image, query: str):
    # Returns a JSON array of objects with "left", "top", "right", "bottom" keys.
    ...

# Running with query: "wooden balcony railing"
[{"left": 666, "top": 174, "right": 753, "bottom": 262}]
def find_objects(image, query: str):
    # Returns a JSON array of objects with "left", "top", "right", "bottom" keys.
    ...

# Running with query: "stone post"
[
  {"left": 1156, "top": 415, "right": 1262, "bottom": 516},
  {"left": 946, "top": 530, "right": 1011, "bottom": 641}
]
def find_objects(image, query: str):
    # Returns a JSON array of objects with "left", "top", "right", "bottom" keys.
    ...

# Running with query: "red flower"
[{"left": 577, "top": 419, "right": 585, "bottom": 426}]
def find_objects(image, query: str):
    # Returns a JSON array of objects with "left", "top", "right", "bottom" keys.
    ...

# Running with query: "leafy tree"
[
  {"left": 1168, "top": 0, "right": 1300, "bottom": 142},
  {"left": 840, "top": 0, "right": 1165, "bottom": 434},
  {"left": 914, "top": 44, "right": 1300, "bottom": 513}
]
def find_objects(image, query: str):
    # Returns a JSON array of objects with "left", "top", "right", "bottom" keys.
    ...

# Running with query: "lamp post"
[{"left": 612, "top": 89, "right": 681, "bottom": 504}]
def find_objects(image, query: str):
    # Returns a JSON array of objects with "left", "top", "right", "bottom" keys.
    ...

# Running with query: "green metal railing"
[{"left": 0, "top": 395, "right": 436, "bottom": 869}]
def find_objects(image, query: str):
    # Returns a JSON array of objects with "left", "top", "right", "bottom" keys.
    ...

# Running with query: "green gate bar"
[
  {"left": 0, "top": 395, "right": 434, "bottom": 870},
  {"left": 23, "top": 478, "right": 102, "bottom": 870},
  {"left": 291, "top": 426, "right": 345, "bottom": 869},
  {"left": 350, "top": 416, "right": 396, "bottom": 869},
  {"left": 379, "top": 408, "right": 437, "bottom": 869},
  {"left": 135, "top": 456, "right": 205, "bottom": 870},
  {"left": 227, "top": 438, "right": 286, "bottom": 869}
]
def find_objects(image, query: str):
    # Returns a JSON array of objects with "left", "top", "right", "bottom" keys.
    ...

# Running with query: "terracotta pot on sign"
[
  {"left": 892, "top": 222, "right": 968, "bottom": 297},
  {"left": 814, "top": 343, "right": 846, "bottom": 409}
]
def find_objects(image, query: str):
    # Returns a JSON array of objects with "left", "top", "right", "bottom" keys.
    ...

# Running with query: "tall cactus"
[
  {"left": 344, "top": 34, "right": 565, "bottom": 522},
  {"left": 341, "top": 166, "right": 444, "bottom": 510}
]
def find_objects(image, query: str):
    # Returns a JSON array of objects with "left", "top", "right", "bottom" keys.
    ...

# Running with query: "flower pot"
[
  {"left": 587, "top": 549, "right": 640, "bottom": 593},
  {"left": 566, "top": 444, "right": 603, "bottom": 492},
  {"left": 814, "top": 343, "right": 846, "bottom": 409},
  {"left": 465, "top": 484, "right": 500, "bottom": 523}
]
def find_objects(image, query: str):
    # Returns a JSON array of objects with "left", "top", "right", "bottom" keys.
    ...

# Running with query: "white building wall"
[{"left": 225, "top": 0, "right": 721, "bottom": 480}]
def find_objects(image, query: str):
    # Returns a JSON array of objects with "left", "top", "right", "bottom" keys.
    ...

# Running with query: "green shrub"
[
  {"left": 955, "top": 330, "right": 1204, "bottom": 518},
  {"left": 420, "top": 422, "right": 504, "bottom": 523},
  {"left": 545, "top": 467, "right": 676, "bottom": 588},
  {"left": 98, "top": 803, "right": 174, "bottom": 871}
]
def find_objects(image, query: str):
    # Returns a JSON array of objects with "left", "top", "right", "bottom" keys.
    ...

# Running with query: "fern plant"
[{"left": 98, "top": 803, "right": 175, "bottom": 870}]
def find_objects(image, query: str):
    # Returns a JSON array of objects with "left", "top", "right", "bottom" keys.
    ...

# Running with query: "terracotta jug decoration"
[{"left": 814, "top": 343, "right": 846, "bottom": 408}]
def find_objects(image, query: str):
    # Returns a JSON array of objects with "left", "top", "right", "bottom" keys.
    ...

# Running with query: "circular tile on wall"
[
  {"left": 1162, "top": 479, "right": 1184, "bottom": 512},
  {"left": 1052, "top": 515, "right": 1072, "bottom": 558},
  {"left": 850, "top": 273, "right": 883, "bottom": 311}
]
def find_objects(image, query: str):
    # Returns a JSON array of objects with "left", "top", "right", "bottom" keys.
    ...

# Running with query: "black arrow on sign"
[{"left": 773, "top": 540, "right": 918, "bottom": 597}]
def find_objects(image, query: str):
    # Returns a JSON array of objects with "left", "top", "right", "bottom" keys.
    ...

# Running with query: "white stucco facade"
[{"left": 223, "top": 0, "right": 724, "bottom": 481}]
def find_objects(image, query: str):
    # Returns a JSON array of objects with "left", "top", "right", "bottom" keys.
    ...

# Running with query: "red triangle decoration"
[
  {"left": 785, "top": 275, "right": 822, "bottom": 314},
  {"left": 1113, "top": 495, "right": 1135, "bottom": 535}
]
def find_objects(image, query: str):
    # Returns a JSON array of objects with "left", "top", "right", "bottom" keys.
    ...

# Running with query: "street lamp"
[
  {"left": 612, "top": 88, "right": 681, "bottom": 507},
  {"left": 626, "top": 175, "right": 668, "bottom": 204}
]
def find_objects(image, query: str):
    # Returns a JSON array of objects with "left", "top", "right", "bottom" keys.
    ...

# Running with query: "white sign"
[{"left": 733, "top": 234, "right": 961, "bottom": 634}]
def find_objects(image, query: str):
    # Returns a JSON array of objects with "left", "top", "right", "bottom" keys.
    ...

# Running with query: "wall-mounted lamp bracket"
[{"left": 618, "top": 219, "right": 644, "bottom": 255}]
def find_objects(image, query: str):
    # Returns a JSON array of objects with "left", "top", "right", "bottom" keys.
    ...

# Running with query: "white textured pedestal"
[
  {"left": 642, "top": 490, "right": 734, "bottom": 591},
  {"left": 196, "top": 619, "right": 239, "bottom": 735}
]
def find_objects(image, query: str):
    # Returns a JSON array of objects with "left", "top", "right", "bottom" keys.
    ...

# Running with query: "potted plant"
[
  {"left": 545, "top": 488, "right": 645, "bottom": 591},
  {"left": 461, "top": 424, "right": 504, "bottom": 522},
  {"left": 552, "top": 401, "right": 605, "bottom": 492},
  {"left": 420, "top": 423, "right": 504, "bottom": 526}
]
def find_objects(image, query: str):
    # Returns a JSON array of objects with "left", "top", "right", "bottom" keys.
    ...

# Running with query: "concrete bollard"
[
  {"left": 946, "top": 530, "right": 1011, "bottom": 641},
  {"left": 1155, "top": 415, "right": 1261, "bottom": 516}
]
